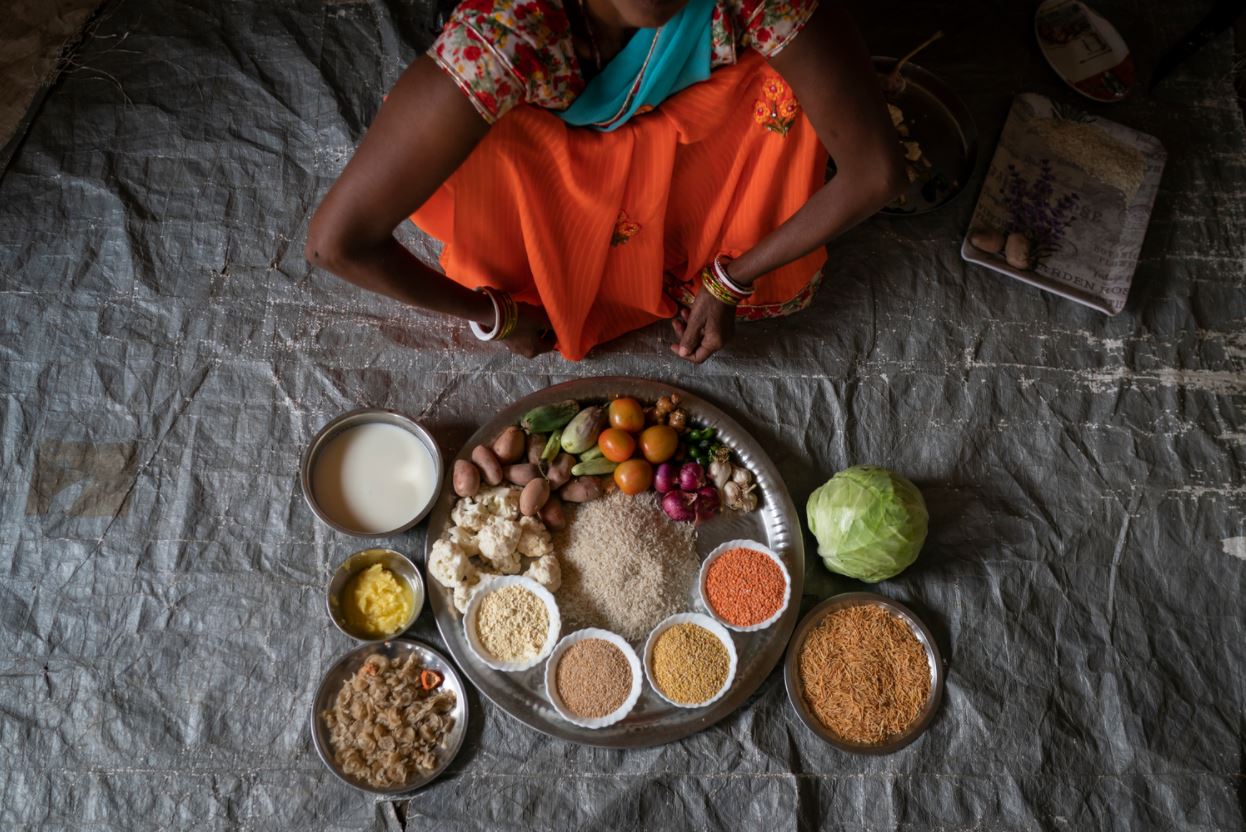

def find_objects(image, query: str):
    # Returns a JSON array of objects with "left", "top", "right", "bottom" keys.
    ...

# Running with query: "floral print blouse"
[{"left": 429, "top": 0, "right": 819, "bottom": 123}]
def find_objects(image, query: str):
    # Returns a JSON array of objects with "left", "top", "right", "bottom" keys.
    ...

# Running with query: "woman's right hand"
[{"left": 504, "top": 303, "right": 556, "bottom": 359}]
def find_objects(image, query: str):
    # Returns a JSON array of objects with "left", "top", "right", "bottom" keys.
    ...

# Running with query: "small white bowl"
[
  {"left": 697, "top": 539, "right": 792, "bottom": 633},
  {"left": 463, "top": 575, "right": 561, "bottom": 672},
  {"left": 544, "top": 629, "right": 643, "bottom": 729},
  {"left": 642, "top": 612, "right": 738, "bottom": 709}
]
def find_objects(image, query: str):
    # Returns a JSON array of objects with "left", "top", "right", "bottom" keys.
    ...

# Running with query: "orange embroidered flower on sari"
[
  {"left": 753, "top": 76, "right": 800, "bottom": 135},
  {"left": 611, "top": 212, "right": 641, "bottom": 246}
]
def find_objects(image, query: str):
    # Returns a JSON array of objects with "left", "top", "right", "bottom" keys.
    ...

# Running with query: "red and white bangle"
[
  {"left": 713, "top": 255, "right": 755, "bottom": 298},
  {"left": 701, "top": 255, "right": 755, "bottom": 306}
]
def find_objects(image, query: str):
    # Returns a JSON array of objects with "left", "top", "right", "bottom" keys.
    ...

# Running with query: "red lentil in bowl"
[{"left": 697, "top": 540, "right": 791, "bottom": 632}]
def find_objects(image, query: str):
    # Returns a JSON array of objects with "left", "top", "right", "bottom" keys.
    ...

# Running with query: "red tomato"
[
  {"left": 614, "top": 459, "right": 654, "bottom": 495},
  {"left": 598, "top": 428, "right": 637, "bottom": 463},
  {"left": 638, "top": 425, "right": 678, "bottom": 463},
  {"left": 608, "top": 397, "right": 645, "bottom": 432}
]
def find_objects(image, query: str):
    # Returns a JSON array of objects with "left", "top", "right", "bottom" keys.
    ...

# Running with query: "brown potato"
[
  {"left": 538, "top": 495, "right": 566, "bottom": 531},
  {"left": 559, "top": 476, "right": 603, "bottom": 503},
  {"left": 969, "top": 228, "right": 1005, "bottom": 254},
  {"left": 504, "top": 463, "right": 541, "bottom": 486},
  {"left": 1005, "top": 232, "right": 1031, "bottom": 270},
  {"left": 519, "top": 478, "right": 551, "bottom": 517},
  {"left": 452, "top": 459, "right": 481, "bottom": 498},
  {"left": 526, "top": 433, "right": 547, "bottom": 466},
  {"left": 470, "top": 444, "right": 503, "bottom": 486},
  {"left": 546, "top": 453, "right": 575, "bottom": 489},
  {"left": 491, "top": 426, "right": 526, "bottom": 463}
]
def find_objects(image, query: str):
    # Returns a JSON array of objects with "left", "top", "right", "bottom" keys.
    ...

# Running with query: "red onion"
[
  {"left": 678, "top": 462, "right": 705, "bottom": 492},
  {"left": 694, "top": 486, "right": 720, "bottom": 523},
  {"left": 661, "top": 490, "right": 697, "bottom": 523},
  {"left": 654, "top": 462, "right": 679, "bottom": 494}
]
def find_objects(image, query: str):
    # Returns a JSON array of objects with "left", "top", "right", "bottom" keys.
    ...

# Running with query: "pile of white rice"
[{"left": 554, "top": 491, "right": 698, "bottom": 642}]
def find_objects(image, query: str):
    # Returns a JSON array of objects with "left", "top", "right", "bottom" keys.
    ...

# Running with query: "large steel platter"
[{"left": 423, "top": 377, "right": 804, "bottom": 747}]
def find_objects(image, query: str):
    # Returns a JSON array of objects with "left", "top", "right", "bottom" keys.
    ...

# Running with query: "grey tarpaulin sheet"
[{"left": 0, "top": 0, "right": 1242, "bottom": 828}]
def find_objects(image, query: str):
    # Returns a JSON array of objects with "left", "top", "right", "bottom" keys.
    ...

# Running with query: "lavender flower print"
[{"left": 1001, "top": 160, "right": 1081, "bottom": 264}]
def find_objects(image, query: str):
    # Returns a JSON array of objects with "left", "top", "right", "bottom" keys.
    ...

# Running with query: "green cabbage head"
[{"left": 807, "top": 466, "right": 928, "bottom": 582}]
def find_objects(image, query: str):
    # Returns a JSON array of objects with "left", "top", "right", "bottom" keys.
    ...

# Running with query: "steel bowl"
[
  {"left": 301, "top": 408, "right": 444, "bottom": 537},
  {"left": 326, "top": 548, "right": 425, "bottom": 642},
  {"left": 872, "top": 57, "right": 979, "bottom": 216},
  {"left": 784, "top": 592, "right": 945, "bottom": 754},
  {"left": 310, "top": 638, "right": 468, "bottom": 796}
]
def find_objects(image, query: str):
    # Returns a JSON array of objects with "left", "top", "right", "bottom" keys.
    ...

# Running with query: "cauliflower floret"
[
  {"left": 516, "top": 516, "right": 552, "bottom": 559},
  {"left": 452, "top": 574, "right": 484, "bottom": 614},
  {"left": 489, "top": 550, "right": 522, "bottom": 575},
  {"left": 450, "top": 497, "right": 488, "bottom": 532},
  {"left": 478, "top": 486, "right": 520, "bottom": 520},
  {"left": 428, "top": 538, "right": 477, "bottom": 589},
  {"left": 477, "top": 515, "right": 522, "bottom": 574},
  {"left": 523, "top": 554, "right": 561, "bottom": 593},
  {"left": 445, "top": 525, "right": 480, "bottom": 557},
  {"left": 519, "top": 515, "right": 547, "bottom": 534}
]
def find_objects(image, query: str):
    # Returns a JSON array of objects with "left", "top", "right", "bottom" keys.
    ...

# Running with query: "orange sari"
[{"left": 412, "top": 50, "right": 827, "bottom": 360}]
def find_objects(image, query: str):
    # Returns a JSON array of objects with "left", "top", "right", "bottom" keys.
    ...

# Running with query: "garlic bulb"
[
  {"left": 730, "top": 466, "right": 753, "bottom": 486},
  {"left": 708, "top": 459, "right": 732, "bottom": 490},
  {"left": 722, "top": 481, "right": 756, "bottom": 512}
]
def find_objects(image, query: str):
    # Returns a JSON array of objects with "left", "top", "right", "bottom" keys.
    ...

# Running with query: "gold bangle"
[
  {"left": 497, "top": 293, "right": 519, "bottom": 340},
  {"left": 701, "top": 268, "right": 739, "bottom": 306}
]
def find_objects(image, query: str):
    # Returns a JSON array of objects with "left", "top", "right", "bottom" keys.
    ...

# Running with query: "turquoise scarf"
[{"left": 558, "top": 0, "right": 715, "bottom": 132}]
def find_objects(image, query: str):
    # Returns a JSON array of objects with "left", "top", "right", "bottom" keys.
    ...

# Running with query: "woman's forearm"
[
  {"left": 309, "top": 238, "right": 494, "bottom": 325},
  {"left": 303, "top": 56, "right": 496, "bottom": 326},
  {"left": 726, "top": 168, "right": 902, "bottom": 286}
]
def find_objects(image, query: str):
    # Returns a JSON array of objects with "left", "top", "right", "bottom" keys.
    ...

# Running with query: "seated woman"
[{"left": 305, "top": 0, "right": 904, "bottom": 362}]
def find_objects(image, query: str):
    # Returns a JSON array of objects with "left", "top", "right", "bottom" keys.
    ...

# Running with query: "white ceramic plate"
[{"left": 1035, "top": 0, "right": 1135, "bottom": 103}]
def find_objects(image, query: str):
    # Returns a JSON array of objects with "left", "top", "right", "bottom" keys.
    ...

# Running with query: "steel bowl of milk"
[{"left": 301, "top": 409, "right": 444, "bottom": 537}]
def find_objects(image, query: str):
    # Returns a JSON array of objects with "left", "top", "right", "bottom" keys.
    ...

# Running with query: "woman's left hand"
[
  {"left": 506, "top": 303, "right": 557, "bottom": 359},
  {"left": 671, "top": 289, "right": 735, "bottom": 364}
]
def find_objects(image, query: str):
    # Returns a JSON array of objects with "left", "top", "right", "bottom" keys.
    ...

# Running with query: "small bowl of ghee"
[{"left": 326, "top": 548, "right": 424, "bottom": 642}]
